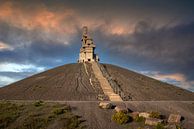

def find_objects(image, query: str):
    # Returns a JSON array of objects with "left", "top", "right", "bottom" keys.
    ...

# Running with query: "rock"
[
  {"left": 131, "top": 112, "right": 139, "bottom": 119},
  {"left": 167, "top": 114, "right": 181, "bottom": 124},
  {"left": 165, "top": 124, "right": 177, "bottom": 129},
  {"left": 99, "top": 102, "right": 113, "bottom": 109},
  {"left": 114, "top": 105, "right": 128, "bottom": 113},
  {"left": 97, "top": 94, "right": 104, "bottom": 101},
  {"left": 97, "top": 94, "right": 109, "bottom": 101},
  {"left": 145, "top": 118, "right": 163, "bottom": 126},
  {"left": 139, "top": 112, "right": 151, "bottom": 118}
]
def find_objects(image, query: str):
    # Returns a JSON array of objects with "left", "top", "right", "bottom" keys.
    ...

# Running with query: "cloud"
[
  {"left": 0, "top": 71, "right": 37, "bottom": 87},
  {"left": 0, "top": 41, "right": 13, "bottom": 51},
  {"left": 0, "top": 1, "right": 76, "bottom": 34},
  {"left": 0, "top": 63, "right": 45, "bottom": 73},
  {"left": 0, "top": 62, "right": 46, "bottom": 87},
  {"left": 0, "top": 0, "right": 194, "bottom": 91},
  {"left": 0, "top": 75, "right": 17, "bottom": 87},
  {"left": 141, "top": 71, "right": 194, "bottom": 91},
  {"left": 97, "top": 20, "right": 194, "bottom": 80}
]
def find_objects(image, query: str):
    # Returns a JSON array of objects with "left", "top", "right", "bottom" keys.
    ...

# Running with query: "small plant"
[
  {"left": 111, "top": 112, "right": 130, "bottom": 124},
  {"left": 150, "top": 111, "right": 161, "bottom": 119},
  {"left": 52, "top": 106, "right": 71, "bottom": 115},
  {"left": 134, "top": 116, "right": 145, "bottom": 122},
  {"left": 154, "top": 123, "right": 165, "bottom": 129},
  {"left": 176, "top": 125, "right": 183, "bottom": 129},
  {"left": 23, "top": 117, "right": 48, "bottom": 129},
  {"left": 0, "top": 102, "right": 21, "bottom": 128},
  {"left": 53, "top": 108, "right": 65, "bottom": 115},
  {"left": 34, "top": 100, "right": 44, "bottom": 107}
]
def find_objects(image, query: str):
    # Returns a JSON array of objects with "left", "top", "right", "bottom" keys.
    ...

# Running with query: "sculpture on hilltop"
[{"left": 78, "top": 26, "right": 99, "bottom": 63}]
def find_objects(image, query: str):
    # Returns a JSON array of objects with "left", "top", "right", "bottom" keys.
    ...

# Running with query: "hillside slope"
[
  {"left": 103, "top": 64, "right": 194, "bottom": 100},
  {"left": 0, "top": 63, "right": 98, "bottom": 100},
  {"left": 0, "top": 63, "right": 193, "bottom": 100}
]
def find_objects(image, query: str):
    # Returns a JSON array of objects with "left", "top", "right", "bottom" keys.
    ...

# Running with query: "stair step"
[{"left": 91, "top": 62, "right": 122, "bottom": 101}]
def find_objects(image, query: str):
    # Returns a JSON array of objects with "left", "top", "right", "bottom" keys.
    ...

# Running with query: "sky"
[{"left": 0, "top": 0, "right": 194, "bottom": 92}]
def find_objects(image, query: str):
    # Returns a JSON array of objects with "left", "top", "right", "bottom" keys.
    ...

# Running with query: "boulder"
[
  {"left": 99, "top": 102, "right": 113, "bottom": 109},
  {"left": 115, "top": 105, "right": 128, "bottom": 113},
  {"left": 145, "top": 118, "right": 163, "bottom": 126},
  {"left": 167, "top": 114, "right": 181, "bottom": 124},
  {"left": 139, "top": 112, "right": 151, "bottom": 118}
]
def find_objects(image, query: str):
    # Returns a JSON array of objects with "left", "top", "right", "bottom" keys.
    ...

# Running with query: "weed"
[
  {"left": 34, "top": 100, "right": 44, "bottom": 107},
  {"left": 0, "top": 102, "right": 21, "bottom": 128},
  {"left": 22, "top": 117, "right": 48, "bottom": 129},
  {"left": 134, "top": 116, "right": 145, "bottom": 122},
  {"left": 61, "top": 115, "right": 82, "bottom": 129},
  {"left": 52, "top": 106, "right": 71, "bottom": 115},
  {"left": 154, "top": 123, "right": 165, "bottom": 129},
  {"left": 149, "top": 111, "right": 161, "bottom": 119}
]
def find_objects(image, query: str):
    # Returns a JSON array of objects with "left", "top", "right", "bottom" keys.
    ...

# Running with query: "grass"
[
  {"left": 149, "top": 111, "right": 161, "bottom": 119},
  {"left": 154, "top": 123, "right": 165, "bottom": 129},
  {"left": 0, "top": 101, "right": 22, "bottom": 128},
  {"left": 134, "top": 116, "right": 145, "bottom": 122},
  {"left": 0, "top": 101, "right": 86, "bottom": 129},
  {"left": 52, "top": 105, "right": 71, "bottom": 115},
  {"left": 34, "top": 100, "right": 44, "bottom": 107}
]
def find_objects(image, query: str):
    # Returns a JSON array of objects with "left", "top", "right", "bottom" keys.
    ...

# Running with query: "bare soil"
[
  {"left": 103, "top": 64, "right": 194, "bottom": 101},
  {"left": 0, "top": 63, "right": 193, "bottom": 101}
]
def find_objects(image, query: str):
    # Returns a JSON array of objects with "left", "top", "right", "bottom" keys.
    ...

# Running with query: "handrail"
[{"left": 97, "top": 63, "right": 131, "bottom": 101}]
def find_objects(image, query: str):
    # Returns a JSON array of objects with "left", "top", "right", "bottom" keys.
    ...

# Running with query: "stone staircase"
[{"left": 91, "top": 62, "right": 123, "bottom": 101}]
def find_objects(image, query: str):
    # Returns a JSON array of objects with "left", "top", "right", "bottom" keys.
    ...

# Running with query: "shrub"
[
  {"left": 0, "top": 102, "right": 21, "bottom": 128},
  {"left": 23, "top": 117, "right": 48, "bottom": 129},
  {"left": 154, "top": 123, "right": 165, "bottom": 129},
  {"left": 34, "top": 100, "right": 44, "bottom": 107},
  {"left": 52, "top": 106, "right": 70, "bottom": 115},
  {"left": 53, "top": 108, "right": 65, "bottom": 115},
  {"left": 176, "top": 125, "right": 183, "bottom": 129},
  {"left": 111, "top": 112, "right": 130, "bottom": 124},
  {"left": 134, "top": 116, "right": 145, "bottom": 122},
  {"left": 150, "top": 111, "right": 161, "bottom": 119}
]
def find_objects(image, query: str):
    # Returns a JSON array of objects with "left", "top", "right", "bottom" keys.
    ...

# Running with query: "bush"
[
  {"left": 150, "top": 111, "right": 161, "bottom": 119},
  {"left": 66, "top": 116, "right": 82, "bottom": 128},
  {"left": 53, "top": 108, "right": 65, "bottom": 115},
  {"left": 176, "top": 125, "right": 183, "bottom": 129},
  {"left": 52, "top": 106, "right": 70, "bottom": 115},
  {"left": 134, "top": 116, "right": 145, "bottom": 122},
  {"left": 111, "top": 112, "right": 130, "bottom": 124},
  {"left": 0, "top": 102, "right": 21, "bottom": 128},
  {"left": 34, "top": 100, "right": 44, "bottom": 107},
  {"left": 154, "top": 123, "right": 165, "bottom": 129},
  {"left": 23, "top": 117, "right": 48, "bottom": 129}
]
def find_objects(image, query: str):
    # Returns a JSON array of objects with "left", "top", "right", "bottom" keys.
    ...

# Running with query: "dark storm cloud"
[
  {"left": 0, "top": 72, "right": 34, "bottom": 79},
  {"left": 0, "top": 21, "right": 81, "bottom": 67},
  {"left": 0, "top": 71, "right": 37, "bottom": 87},
  {"left": 93, "top": 20, "right": 194, "bottom": 83},
  {"left": 0, "top": 0, "right": 194, "bottom": 90}
]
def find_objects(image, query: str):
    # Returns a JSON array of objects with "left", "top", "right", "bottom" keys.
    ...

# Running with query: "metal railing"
[{"left": 97, "top": 63, "right": 131, "bottom": 101}]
